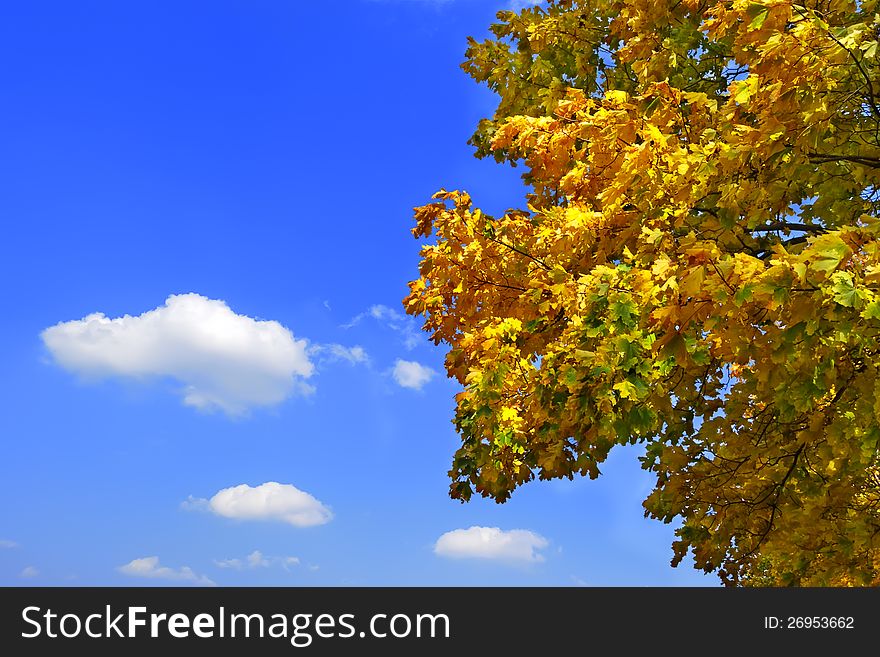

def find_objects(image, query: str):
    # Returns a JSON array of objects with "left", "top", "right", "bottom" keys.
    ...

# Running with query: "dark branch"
[
  {"left": 808, "top": 153, "right": 880, "bottom": 169},
  {"left": 746, "top": 222, "right": 827, "bottom": 235}
]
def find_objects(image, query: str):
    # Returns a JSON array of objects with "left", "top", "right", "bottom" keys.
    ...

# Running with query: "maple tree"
[{"left": 404, "top": 0, "right": 880, "bottom": 585}]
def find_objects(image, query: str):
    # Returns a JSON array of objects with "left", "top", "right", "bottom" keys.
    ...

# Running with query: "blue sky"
[{"left": 0, "top": 0, "right": 715, "bottom": 586}]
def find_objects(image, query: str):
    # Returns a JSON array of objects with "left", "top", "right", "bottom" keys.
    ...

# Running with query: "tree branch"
[
  {"left": 746, "top": 222, "right": 827, "bottom": 235},
  {"left": 808, "top": 153, "right": 880, "bottom": 169}
]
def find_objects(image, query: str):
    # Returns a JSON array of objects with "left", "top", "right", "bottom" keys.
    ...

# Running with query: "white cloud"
[
  {"left": 118, "top": 556, "right": 215, "bottom": 586},
  {"left": 214, "top": 550, "right": 300, "bottom": 571},
  {"left": 188, "top": 482, "right": 333, "bottom": 527},
  {"left": 434, "top": 526, "right": 549, "bottom": 563},
  {"left": 213, "top": 557, "right": 243, "bottom": 569},
  {"left": 41, "top": 293, "right": 314, "bottom": 415},
  {"left": 247, "top": 550, "right": 270, "bottom": 568},
  {"left": 19, "top": 566, "right": 39, "bottom": 578},
  {"left": 0, "top": 539, "right": 18, "bottom": 548},
  {"left": 344, "top": 304, "right": 422, "bottom": 350},
  {"left": 331, "top": 344, "right": 368, "bottom": 363},
  {"left": 392, "top": 359, "right": 435, "bottom": 390},
  {"left": 311, "top": 343, "right": 369, "bottom": 365}
]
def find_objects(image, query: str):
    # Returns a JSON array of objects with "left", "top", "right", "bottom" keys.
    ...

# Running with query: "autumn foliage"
[{"left": 404, "top": 0, "right": 880, "bottom": 585}]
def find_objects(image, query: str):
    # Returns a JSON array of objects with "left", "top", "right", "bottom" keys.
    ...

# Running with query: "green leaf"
[
  {"left": 831, "top": 272, "right": 858, "bottom": 307},
  {"left": 749, "top": 9, "right": 769, "bottom": 30},
  {"left": 861, "top": 300, "right": 880, "bottom": 319},
  {"left": 610, "top": 299, "right": 637, "bottom": 324},
  {"left": 734, "top": 284, "right": 754, "bottom": 305}
]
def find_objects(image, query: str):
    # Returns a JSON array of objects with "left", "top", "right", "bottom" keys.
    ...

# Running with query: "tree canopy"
[{"left": 404, "top": 0, "right": 880, "bottom": 585}]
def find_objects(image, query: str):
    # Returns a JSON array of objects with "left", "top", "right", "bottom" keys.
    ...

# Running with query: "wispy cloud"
[
  {"left": 343, "top": 304, "right": 422, "bottom": 350},
  {"left": 434, "top": 526, "right": 549, "bottom": 563},
  {"left": 0, "top": 539, "right": 18, "bottom": 549},
  {"left": 214, "top": 550, "right": 300, "bottom": 571},
  {"left": 118, "top": 556, "right": 215, "bottom": 586},
  {"left": 19, "top": 566, "right": 39, "bottom": 578},
  {"left": 310, "top": 343, "right": 369, "bottom": 365},
  {"left": 185, "top": 482, "right": 333, "bottom": 528},
  {"left": 42, "top": 293, "right": 315, "bottom": 415},
  {"left": 392, "top": 359, "right": 435, "bottom": 390}
]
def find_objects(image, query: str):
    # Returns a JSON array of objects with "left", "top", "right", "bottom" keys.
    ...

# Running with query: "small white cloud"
[
  {"left": 118, "top": 556, "right": 215, "bottom": 586},
  {"left": 369, "top": 305, "right": 390, "bottom": 320},
  {"left": 190, "top": 482, "right": 332, "bottom": 527},
  {"left": 214, "top": 551, "right": 299, "bottom": 571},
  {"left": 392, "top": 359, "right": 435, "bottom": 390},
  {"left": 311, "top": 343, "right": 369, "bottom": 365},
  {"left": 247, "top": 550, "right": 270, "bottom": 568},
  {"left": 344, "top": 304, "right": 422, "bottom": 350},
  {"left": 0, "top": 539, "right": 18, "bottom": 548},
  {"left": 434, "top": 526, "right": 549, "bottom": 563},
  {"left": 41, "top": 293, "right": 314, "bottom": 415},
  {"left": 19, "top": 566, "right": 39, "bottom": 578}
]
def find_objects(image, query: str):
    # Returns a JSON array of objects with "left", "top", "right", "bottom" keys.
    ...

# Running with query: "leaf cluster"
[{"left": 406, "top": 0, "right": 880, "bottom": 585}]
